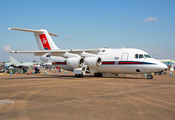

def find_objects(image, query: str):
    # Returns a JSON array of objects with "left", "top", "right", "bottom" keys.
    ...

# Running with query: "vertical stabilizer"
[
  {"left": 8, "top": 28, "right": 60, "bottom": 50},
  {"left": 9, "top": 56, "right": 19, "bottom": 66},
  {"left": 34, "top": 29, "right": 59, "bottom": 50}
]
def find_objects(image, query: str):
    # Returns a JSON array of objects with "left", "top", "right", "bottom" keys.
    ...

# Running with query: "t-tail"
[{"left": 8, "top": 28, "right": 59, "bottom": 50}]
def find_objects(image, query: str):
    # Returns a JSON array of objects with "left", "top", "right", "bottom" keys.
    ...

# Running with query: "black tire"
[
  {"left": 163, "top": 72, "right": 167, "bottom": 76},
  {"left": 147, "top": 75, "right": 151, "bottom": 79},
  {"left": 79, "top": 74, "right": 84, "bottom": 78},
  {"left": 75, "top": 74, "right": 78, "bottom": 77},
  {"left": 75, "top": 74, "right": 84, "bottom": 78},
  {"left": 94, "top": 73, "right": 103, "bottom": 77},
  {"left": 147, "top": 75, "right": 153, "bottom": 79},
  {"left": 151, "top": 75, "right": 153, "bottom": 79},
  {"left": 158, "top": 71, "right": 162, "bottom": 75}
]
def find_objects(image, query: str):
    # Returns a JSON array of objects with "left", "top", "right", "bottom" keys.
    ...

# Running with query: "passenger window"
[
  {"left": 135, "top": 54, "right": 138, "bottom": 59},
  {"left": 139, "top": 54, "right": 144, "bottom": 58}
]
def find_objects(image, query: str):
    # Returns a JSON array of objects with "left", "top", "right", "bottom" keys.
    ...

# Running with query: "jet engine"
[
  {"left": 85, "top": 56, "right": 102, "bottom": 67},
  {"left": 66, "top": 57, "right": 85, "bottom": 68}
]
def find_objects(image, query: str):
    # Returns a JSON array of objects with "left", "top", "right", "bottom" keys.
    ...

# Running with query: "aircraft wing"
[
  {"left": 10, "top": 49, "right": 101, "bottom": 57},
  {"left": 17, "top": 63, "right": 34, "bottom": 67}
]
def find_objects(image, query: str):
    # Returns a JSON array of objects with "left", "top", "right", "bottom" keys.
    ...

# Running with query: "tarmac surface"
[{"left": 0, "top": 70, "right": 175, "bottom": 120}]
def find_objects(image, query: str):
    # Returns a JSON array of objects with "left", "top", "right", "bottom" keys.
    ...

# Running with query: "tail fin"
[
  {"left": 9, "top": 56, "right": 19, "bottom": 65},
  {"left": 8, "top": 28, "right": 60, "bottom": 50}
]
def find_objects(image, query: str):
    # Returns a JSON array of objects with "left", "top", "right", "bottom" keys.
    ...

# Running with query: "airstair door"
[{"left": 121, "top": 53, "right": 129, "bottom": 61}]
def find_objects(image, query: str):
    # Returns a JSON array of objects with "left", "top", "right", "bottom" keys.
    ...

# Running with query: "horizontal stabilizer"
[{"left": 8, "top": 28, "right": 58, "bottom": 37}]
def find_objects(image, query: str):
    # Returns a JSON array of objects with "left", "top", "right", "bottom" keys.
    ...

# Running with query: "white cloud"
[
  {"left": 141, "top": 16, "right": 158, "bottom": 22},
  {"left": 67, "top": 35, "right": 72, "bottom": 38},
  {"left": 154, "top": 48, "right": 163, "bottom": 54},
  {"left": 155, "top": 49, "right": 159, "bottom": 53},
  {"left": 3, "top": 45, "right": 11, "bottom": 51}
]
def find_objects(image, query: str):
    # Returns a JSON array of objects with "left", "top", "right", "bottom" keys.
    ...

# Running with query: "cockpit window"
[
  {"left": 135, "top": 54, "right": 144, "bottom": 59},
  {"left": 144, "top": 54, "right": 151, "bottom": 58},
  {"left": 135, "top": 54, "right": 138, "bottom": 58},
  {"left": 139, "top": 54, "right": 144, "bottom": 58}
]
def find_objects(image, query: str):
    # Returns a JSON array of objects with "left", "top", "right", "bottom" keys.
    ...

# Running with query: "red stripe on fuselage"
[
  {"left": 39, "top": 34, "right": 51, "bottom": 50},
  {"left": 52, "top": 62, "right": 67, "bottom": 65},
  {"left": 102, "top": 61, "right": 115, "bottom": 65}
]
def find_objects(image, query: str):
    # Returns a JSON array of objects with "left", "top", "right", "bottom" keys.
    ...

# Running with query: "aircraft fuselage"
[{"left": 41, "top": 48, "right": 167, "bottom": 74}]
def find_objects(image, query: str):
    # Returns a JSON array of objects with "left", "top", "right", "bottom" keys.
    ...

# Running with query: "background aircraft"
[
  {"left": 9, "top": 28, "right": 167, "bottom": 79},
  {"left": 5, "top": 56, "right": 37, "bottom": 68}
]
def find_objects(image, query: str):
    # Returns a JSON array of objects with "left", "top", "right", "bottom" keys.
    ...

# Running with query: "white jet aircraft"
[
  {"left": 6, "top": 56, "right": 37, "bottom": 68},
  {"left": 8, "top": 28, "right": 167, "bottom": 79}
]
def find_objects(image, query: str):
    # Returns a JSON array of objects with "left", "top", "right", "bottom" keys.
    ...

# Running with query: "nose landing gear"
[{"left": 147, "top": 74, "right": 153, "bottom": 79}]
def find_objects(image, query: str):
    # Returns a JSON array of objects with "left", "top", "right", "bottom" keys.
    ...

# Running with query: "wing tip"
[{"left": 9, "top": 51, "right": 17, "bottom": 53}]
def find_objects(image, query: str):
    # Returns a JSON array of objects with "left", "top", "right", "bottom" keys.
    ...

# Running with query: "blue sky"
[{"left": 0, "top": 0, "right": 175, "bottom": 62}]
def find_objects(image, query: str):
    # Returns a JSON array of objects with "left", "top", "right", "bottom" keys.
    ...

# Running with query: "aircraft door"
[{"left": 121, "top": 53, "right": 129, "bottom": 61}]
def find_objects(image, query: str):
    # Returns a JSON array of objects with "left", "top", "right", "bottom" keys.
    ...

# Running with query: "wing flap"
[{"left": 34, "top": 53, "right": 47, "bottom": 56}]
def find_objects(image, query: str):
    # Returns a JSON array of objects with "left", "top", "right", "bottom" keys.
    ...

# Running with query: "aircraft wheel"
[
  {"left": 147, "top": 75, "right": 153, "bottom": 79},
  {"left": 158, "top": 71, "right": 162, "bottom": 75},
  {"left": 75, "top": 74, "right": 84, "bottom": 78},
  {"left": 163, "top": 72, "right": 167, "bottom": 76},
  {"left": 94, "top": 73, "right": 103, "bottom": 77},
  {"left": 75, "top": 74, "right": 79, "bottom": 77},
  {"left": 79, "top": 74, "right": 84, "bottom": 78},
  {"left": 151, "top": 75, "right": 153, "bottom": 79}
]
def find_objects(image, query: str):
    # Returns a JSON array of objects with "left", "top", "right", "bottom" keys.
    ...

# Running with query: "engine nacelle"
[
  {"left": 85, "top": 57, "right": 102, "bottom": 67},
  {"left": 66, "top": 57, "right": 85, "bottom": 68}
]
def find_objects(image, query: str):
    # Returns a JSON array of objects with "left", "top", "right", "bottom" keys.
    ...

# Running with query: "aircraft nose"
[{"left": 158, "top": 62, "right": 168, "bottom": 71}]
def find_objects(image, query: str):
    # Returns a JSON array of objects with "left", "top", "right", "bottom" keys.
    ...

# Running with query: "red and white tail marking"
[
  {"left": 39, "top": 34, "right": 51, "bottom": 50},
  {"left": 8, "top": 28, "right": 59, "bottom": 50}
]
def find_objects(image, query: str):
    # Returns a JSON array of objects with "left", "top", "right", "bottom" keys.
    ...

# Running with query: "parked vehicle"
[{"left": 0, "top": 62, "right": 5, "bottom": 73}]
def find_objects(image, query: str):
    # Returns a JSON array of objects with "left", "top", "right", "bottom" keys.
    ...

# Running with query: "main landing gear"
[
  {"left": 94, "top": 73, "right": 103, "bottom": 77},
  {"left": 147, "top": 74, "right": 153, "bottom": 79}
]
